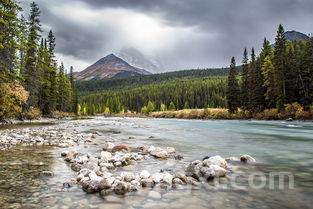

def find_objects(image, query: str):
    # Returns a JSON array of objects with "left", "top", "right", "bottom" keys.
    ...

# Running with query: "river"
[{"left": 0, "top": 117, "right": 312, "bottom": 209}]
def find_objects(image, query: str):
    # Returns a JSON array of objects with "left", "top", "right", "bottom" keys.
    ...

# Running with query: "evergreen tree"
[
  {"left": 241, "top": 48, "right": 250, "bottom": 110},
  {"left": 273, "top": 24, "right": 287, "bottom": 110},
  {"left": 262, "top": 55, "right": 276, "bottom": 107},
  {"left": 250, "top": 48, "right": 265, "bottom": 112},
  {"left": 24, "top": 2, "right": 41, "bottom": 107},
  {"left": 168, "top": 102, "right": 176, "bottom": 111},
  {"left": 70, "top": 66, "right": 78, "bottom": 113},
  {"left": 0, "top": 0, "right": 20, "bottom": 80},
  {"left": 226, "top": 57, "right": 240, "bottom": 113}
]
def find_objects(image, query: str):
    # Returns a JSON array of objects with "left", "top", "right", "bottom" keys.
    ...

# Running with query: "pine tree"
[
  {"left": 273, "top": 24, "right": 287, "bottom": 110},
  {"left": 0, "top": 0, "right": 20, "bottom": 80},
  {"left": 250, "top": 48, "right": 265, "bottom": 112},
  {"left": 226, "top": 57, "right": 240, "bottom": 113},
  {"left": 47, "top": 30, "right": 58, "bottom": 113},
  {"left": 47, "top": 30, "right": 56, "bottom": 66},
  {"left": 262, "top": 55, "right": 276, "bottom": 107},
  {"left": 241, "top": 48, "right": 250, "bottom": 110},
  {"left": 24, "top": 2, "right": 41, "bottom": 107},
  {"left": 69, "top": 66, "right": 78, "bottom": 113}
]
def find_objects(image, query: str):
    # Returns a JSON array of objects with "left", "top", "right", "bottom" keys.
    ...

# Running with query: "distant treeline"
[
  {"left": 76, "top": 67, "right": 231, "bottom": 92},
  {"left": 78, "top": 77, "right": 226, "bottom": 115}
]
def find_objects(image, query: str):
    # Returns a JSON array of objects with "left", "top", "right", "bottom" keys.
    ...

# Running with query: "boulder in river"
[
  {"left": 202, "top": 155, "right": 228, "bottom": 169},
  {"left": 240, "top": 155, "right": 256, "bottom": 163}
]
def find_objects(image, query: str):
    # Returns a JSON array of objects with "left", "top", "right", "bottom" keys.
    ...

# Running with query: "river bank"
[
  {"left": 112, "top": 107, "right": 313, "bottom": 121},
  {"left": 0, "top": 117, "right": 312, "bottom": 208}
]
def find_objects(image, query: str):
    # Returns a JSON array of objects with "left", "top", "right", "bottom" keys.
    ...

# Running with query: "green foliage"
[
  {"left": 0, "top": 1, "right": 76, "bottom": 119},
  {"left": 168, "top": 102, "right": 176, "bottom": 111},
  {"left": 226, "top": 57, "right": 240, "bottom": 113},
  {"left": 160, "top": 103, "right": 166, "bottom": 111},
  {"left": 146, "top": 101, "right": 155, "bottom": 113},
  {"left": 76, "top": 68, "right": 232, "bottom": 92},
  {"left": 78, "top": 77, "right": 226, "bottom": 114}
]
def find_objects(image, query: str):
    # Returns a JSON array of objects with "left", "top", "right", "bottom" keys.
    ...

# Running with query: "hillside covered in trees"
[
  {"left": 76, "top": 67, "right": 230, "bottom": 92},
  {"left": 0, "top": 1, "right": 77, "bottom": 120}
]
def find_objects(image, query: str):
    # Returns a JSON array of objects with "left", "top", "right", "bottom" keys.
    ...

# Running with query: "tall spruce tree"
[
  {"left": 241, "top": 48, "right": 250, "bottom": 110},
  {"left": 250, "top": 48, "right": 265, "bottom": 112},
  {"left": 0, "top": 0, "right": 20, "bottom": 81},
  {"left": 47, "top": 30, "right": 58, "bottom": 112},
  {"left": 226, "top": 57, "right": 240, "bottom": 113},
  {"left": 273, "top": 24, "right": 287, "bottom": 110},
  {"left": 262, "top": 55, "right": 276, "bottom": 107},
  {"left": 24, "top": 2, "right": 41, "bottom": 107},
  {"left": 69, "top": 66, "right": 78, "bottom": 113}
]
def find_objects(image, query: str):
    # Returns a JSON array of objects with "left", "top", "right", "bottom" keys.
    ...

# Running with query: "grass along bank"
[{"left": 148, "top": 104, "right": 313, "bottom": 120}]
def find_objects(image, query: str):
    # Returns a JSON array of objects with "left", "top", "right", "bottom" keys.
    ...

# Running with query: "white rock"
[
  {"left": 100, "top": 151, "right": 112, "bottom": 162},
  {"left": 140, "top": 170, "right": 151, "bottom": 179},
  {"left": 209, "top": 165, "right": 227, "bottom": 177},
  {"left": 152, "top": 173, "right": 165, "bottom": 183},
  {"left": 121, "top": 172, "right": 135, "bottom": 182},
  {"left": 103, "top": 142, "right": 115, "bottom": 151},
  {"left": 240, "top": 155, "right": 256, "bottom": 163},
  {"left": 166, "top": 147, "right": 176, "bottom": 154},
  {"left": 202, "top": 155, "right": 228, "bottom": 169},
  {"left": 162, "top": 173, "right": 173, "bottom": 185},
  {"left": 150, "top": 147, "right": 169, "bottom": 159},
  {"left": 147, "top": 145, "right": 156, "bottom": 153}
]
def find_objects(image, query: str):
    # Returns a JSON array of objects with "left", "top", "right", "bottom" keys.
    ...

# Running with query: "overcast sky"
[{"left": 20, "top": 0, "right": 313, "bottom": 72}]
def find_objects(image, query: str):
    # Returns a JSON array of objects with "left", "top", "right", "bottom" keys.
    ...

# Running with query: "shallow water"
[{"left": 0, "top": 117, "right": 313, "bottom": 209}]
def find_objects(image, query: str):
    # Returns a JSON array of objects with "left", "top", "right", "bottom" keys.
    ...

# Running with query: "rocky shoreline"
[
  {"left": 0, "top": 119, "right": 256, "bottom": 202},
  {"left": 60, "top": 141, "right": 256, "bottom": 197}
]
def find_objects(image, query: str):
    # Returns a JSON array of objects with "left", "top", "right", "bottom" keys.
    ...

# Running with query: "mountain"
[
  {"left": 271, "top": 31, "right": 310, "bottom": 47},
  {"left": 117, "top": 47, "right": 164, "bottom": 73},
  {"left": 76, "top": 54, "right": 151, "bottom": 81},
  {"left": 284, "top": 31, "right": 310, "bottom": 42}
]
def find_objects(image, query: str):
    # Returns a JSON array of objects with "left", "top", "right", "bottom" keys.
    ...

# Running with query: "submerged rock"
[
  {"left": 148, "top": 191, "right": 161, "bottom": 199},
  {"left": 41, "top": 171, "right": 54, "bottom": 177},
  {"left": 112, "top": 144, "right": 130, "bottom": 152}
]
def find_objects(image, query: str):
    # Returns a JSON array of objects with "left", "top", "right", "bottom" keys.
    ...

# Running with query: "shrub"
[
  {"left": 24, "top": 107, "right": 42, "bottom": 120},
  {"left": 141, "top": 106, "right": 149, "bottom": 114},
  {"left": 50, "top": 111, "right": 75, "bottom": 119},
  {"left": 284, "top": 102, "right": 303, "bottom": 118},
  {"left": 0, "top": 83, "right": 29, "bottom": 120},
  {"left": 255, "top": 109, "right": 279, "bottom": 120}
]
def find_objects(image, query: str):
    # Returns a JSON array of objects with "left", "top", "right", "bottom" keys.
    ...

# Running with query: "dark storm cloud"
[{"left": 20, "top": 0, "right": 313, "bottom": 71}]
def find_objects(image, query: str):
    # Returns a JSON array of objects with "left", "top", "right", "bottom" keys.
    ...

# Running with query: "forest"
[
  {"left": 76, "top": 67, "right": 230, "bottom": 92},
  {"left": 78, "top": 25, "right": 313, "bottom": 119},
  {"left": 0, "top": 1, "right": 77, "bottom": 120},
  {"left": 78, "top": 77, "right": 226, "bottom": 115},
  {"left": 226, "top": 24, "right": 313, "bottom": 117}
]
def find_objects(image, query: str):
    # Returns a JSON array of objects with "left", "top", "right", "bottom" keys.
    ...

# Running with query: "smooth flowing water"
[{"left": 0, "top": 117, "right": 313, "bottom": 209}]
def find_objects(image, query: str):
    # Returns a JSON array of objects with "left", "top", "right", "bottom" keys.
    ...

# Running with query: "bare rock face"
[{"left": 76, "top": 54, "right": 151, "bottom": 81}]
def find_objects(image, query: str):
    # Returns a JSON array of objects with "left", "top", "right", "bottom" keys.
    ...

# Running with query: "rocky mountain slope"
[{"left": 76, "top": 54, "right": 151, "bottom": 81}]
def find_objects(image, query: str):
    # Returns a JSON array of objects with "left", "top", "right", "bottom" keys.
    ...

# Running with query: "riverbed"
[{"left": 0, "top": 117, "right": 312, "bottom": 209}]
